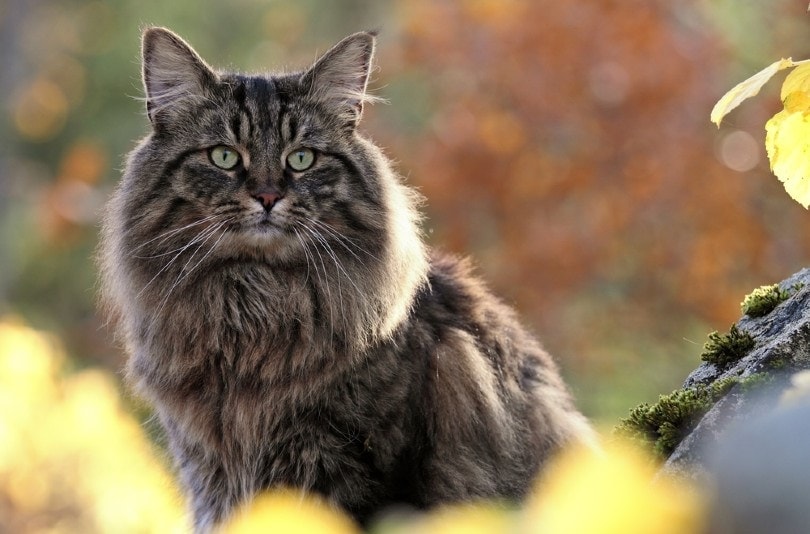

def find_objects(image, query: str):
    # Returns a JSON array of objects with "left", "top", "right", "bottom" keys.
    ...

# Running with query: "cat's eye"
[
  {"left": 286, "top": 148, "right": 315, "bottom": 172},
  {"left": 209, "top": 146, "right": 241, "bottom": 170}
]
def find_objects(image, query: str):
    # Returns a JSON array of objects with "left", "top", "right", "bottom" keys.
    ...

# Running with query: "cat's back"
[{"left": 394, "top": 252, "right": 593, "bottom": 503}]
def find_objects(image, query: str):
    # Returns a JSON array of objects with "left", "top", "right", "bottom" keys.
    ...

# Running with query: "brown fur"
[{"left": 99, "top": 27, "right": 594, "bottom": 532}]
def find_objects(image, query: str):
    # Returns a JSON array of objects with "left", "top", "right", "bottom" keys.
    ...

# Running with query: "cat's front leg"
[{"left": 160, "top": 416, "right": 246, "bottom": 532}]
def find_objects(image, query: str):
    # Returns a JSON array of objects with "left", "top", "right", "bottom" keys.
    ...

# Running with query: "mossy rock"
[
  {"left": 615, "top": 377, "right": 738, "bottom": 458},
  {"left": 618, "top": 269, "right": 810, "bottom": 468}
]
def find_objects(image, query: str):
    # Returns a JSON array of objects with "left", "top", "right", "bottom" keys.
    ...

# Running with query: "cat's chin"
[{"left": 228, "top": 226, "right": 301, "bottom": 263}]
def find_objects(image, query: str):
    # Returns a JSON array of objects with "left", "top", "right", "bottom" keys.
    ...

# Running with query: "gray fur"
[{"left": 99, "top": 27, "right": 594, "bottom": 532}]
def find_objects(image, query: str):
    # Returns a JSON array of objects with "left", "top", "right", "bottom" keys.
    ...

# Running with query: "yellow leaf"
[
  {"left": 224, "top": 491, "right": 360, "bottom": 534},
  {"left": 783, "top": 91, "right": 810, "bottom": 114},
  {"left": 781, "top": 62, "right": 810, "bottom": 100},
  {"left": 711, "top": 58, "right": 797, "bottom": 127},
  {"left": 524, "top": 442, "right": 705, "bottom": 534},
  {"left": 0, "top": 317, "right": 189, "bottom": 533},
  {"left": 393, "top": 503, "right": 516, "bottom": 534},
  {"left": 765, "top": 109, "right": 810, "bottom": 208}
]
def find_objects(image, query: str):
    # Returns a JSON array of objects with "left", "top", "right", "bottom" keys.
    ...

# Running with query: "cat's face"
[
  {"left": 105, "top": 28, "right": 428, "bottom": 348},
  {"left": 124, "top": 28, "right": 385, "bottom": 266}
]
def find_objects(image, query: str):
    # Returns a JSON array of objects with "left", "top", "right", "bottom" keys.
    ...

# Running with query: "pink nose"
[{"left": 253, "top": 190, "right": 282, "bottom": 209}]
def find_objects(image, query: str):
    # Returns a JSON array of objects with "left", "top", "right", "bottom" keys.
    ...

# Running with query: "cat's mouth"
[
  {"left": 255, "top": 218, "right": 278, "bottom": 232},
  {"left": 249, "top": 214, "right": 287, "bottom": 239},
  {"left": 251, "top": 209, "right": 275, "bottom": 227}
]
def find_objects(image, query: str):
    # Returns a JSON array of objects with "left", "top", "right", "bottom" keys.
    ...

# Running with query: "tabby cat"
[{"left": 100, "top": 27, "right": 594, "bottom": 532}]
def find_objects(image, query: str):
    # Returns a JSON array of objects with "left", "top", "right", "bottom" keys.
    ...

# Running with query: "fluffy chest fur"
[{"left": 133, "top": 260, "right": 427, "bottom": 526}]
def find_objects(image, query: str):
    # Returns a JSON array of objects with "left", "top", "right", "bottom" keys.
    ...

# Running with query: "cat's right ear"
[{"left": 141, "top": 27, "right": 217, "bottom": 124}]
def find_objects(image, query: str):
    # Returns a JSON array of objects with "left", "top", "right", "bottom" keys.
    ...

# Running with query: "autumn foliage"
[{"left": 386, "top": 1, "right": 781, "bottom": 337}]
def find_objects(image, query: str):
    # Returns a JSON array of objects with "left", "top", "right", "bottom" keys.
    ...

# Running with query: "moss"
[
  {"left": 766, "top": 351, "right": 793, "bottom": 371},
  {"left": 741, "top": 284, "right": 791, "bottom": 317},
  {"left": 737, "top": 372, "right": 775, "bottom": 392},
  {"left": 615, "top": 377, "right": 738, "bottom": 458},
  {"left": 700, "top": 325, "right": 755, "bottom": 368}
]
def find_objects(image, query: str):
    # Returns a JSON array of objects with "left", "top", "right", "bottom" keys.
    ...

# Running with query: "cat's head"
[
  {"left": 105, "top": 28, "right": 427, "bottom": 345},
  {"left": 125, "top": 27, "right": 393, "bottom": 264}
]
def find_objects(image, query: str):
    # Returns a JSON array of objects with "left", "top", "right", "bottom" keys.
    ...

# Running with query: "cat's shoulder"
[
  {"left": 416, "top": 250, "right": 512, "bottom": 323},
  {"left": 426, "top": 250, "right": 482, "bottom": 297}
]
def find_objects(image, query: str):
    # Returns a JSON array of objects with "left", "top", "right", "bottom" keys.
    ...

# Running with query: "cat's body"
[{"left": 100, "top": 28, "right": 593, "bottom": 531}]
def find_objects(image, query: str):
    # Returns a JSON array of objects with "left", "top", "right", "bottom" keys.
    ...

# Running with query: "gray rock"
[
  {"left": 705, "top": 399, "right": 810, "bottom": 534},
  {"left": 661, "top": 267, "right": 810, "bottom": 477}
]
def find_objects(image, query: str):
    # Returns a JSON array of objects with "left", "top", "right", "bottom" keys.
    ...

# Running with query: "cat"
[{"left": 99, "top": 27, "right": 594, "bottom": 532}]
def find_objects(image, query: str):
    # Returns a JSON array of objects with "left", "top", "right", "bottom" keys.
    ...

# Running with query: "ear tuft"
[
  {"left": 301, "top": 32, "right": 380, "bottom": 128},
  {"left": 141, "top": 27, "right": 217, "bottom": 123}
]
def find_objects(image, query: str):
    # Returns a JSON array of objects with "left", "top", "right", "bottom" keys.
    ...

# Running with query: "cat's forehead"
[
  {"left": 220, "top": 74, "right": 280, "bottom": 114},
  {"left": 215, "top": 73, "right": 323, "bottom": 136},
  {"left": 226, "top": 71, "right": 310, "bottom": 104}
]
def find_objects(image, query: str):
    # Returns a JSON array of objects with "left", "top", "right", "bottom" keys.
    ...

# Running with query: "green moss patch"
[
  {"left": 700, "top": 325, "right": 755, "bottom": 368},
  {"left": 737, "top": 372, "right": 775, "bottom": 392},
  {"left": 615, "top": 378, "right": 737, "bottom": 458},
  {"left": 741, "top": 284, "right": 791, "bottom": 318},
  {"left": 615, "top": 373, "right": 779, "bottom": 458}
]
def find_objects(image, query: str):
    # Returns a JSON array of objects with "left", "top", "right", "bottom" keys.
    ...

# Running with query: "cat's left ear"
[{"left": 301, "top": 32, "right": 378, "bottom": 129}]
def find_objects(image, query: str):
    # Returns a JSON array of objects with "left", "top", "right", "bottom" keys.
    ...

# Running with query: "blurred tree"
[{"left": 0, "top": 0, "right": 35, "bottom": 309}]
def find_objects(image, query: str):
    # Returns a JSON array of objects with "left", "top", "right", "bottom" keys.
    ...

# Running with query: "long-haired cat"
[{"left": 100, "top": 27, "right": 594, "bottom": 531}]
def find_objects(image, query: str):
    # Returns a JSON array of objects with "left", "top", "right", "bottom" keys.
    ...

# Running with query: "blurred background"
[
  {"left": 7, "top": 0, "right": 810, "bottom": 530},
  {"left": 4, "top": 0, "right": 810, "bottom": 428}
]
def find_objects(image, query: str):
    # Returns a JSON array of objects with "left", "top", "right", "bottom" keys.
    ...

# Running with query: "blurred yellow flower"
[
  {"left": 224, "top": 490, "right": 359, "bottom": 534},
  {"left": 411, "top": 503, "right": 515, "bottom": 534},
  {"left": 524, "top": 441, "right": 705, "bottom": 534},
  {"left": 373, "top": 502, "right": 516, "bottom": 534},
  {"left": 0, "top": 318, "right": 189, "bottom": 533}
]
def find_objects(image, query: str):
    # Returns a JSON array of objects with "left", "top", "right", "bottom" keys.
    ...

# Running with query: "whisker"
[
  {"left": 131, "top": 213, "right": 221, "bottom": 254},
  {"left": 134, "top": 221, "right": 223, "bottom": 299},
  {"left": 176, "top": 221, "right": 231, "bottom": 287},
  {"left": 299, "top": 226, "right": 335, "bottom": 343},
  {"left": 175, "top": 220, "right": 229, "bottom": 282},
  {"left": 303, "top": 222, "right": 364, "bottom": 297},
  {"left": 292, "top": 228, "right": 313, "bottom": 285},
  {"left": 306, "top": 226, "right": 348, "bottom": 331},
  {"left": 296, "top": 226, "right": 323, "bottom": 287},
  {"left": 308, "top": 219, "right": 380, "bottom": 262},
  {"left": 150, "top": 218, "right": 232, "bottom": 323}
]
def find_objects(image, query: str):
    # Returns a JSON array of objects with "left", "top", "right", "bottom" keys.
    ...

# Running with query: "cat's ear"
[
  {"left": 141, "top": 27, "right": 217, "bottom": 124},
  {"left": 301, "top": 32, "right": 378, "bottom": 129}
]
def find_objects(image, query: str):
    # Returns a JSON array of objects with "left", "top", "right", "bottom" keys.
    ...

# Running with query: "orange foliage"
[{"left": 385, "top": 0, "right": 804, "bottom": 346}]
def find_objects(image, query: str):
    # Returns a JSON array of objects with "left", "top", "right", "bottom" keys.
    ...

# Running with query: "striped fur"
[{"left": 99, "top": 27, "right": 594, "bottom": 532}]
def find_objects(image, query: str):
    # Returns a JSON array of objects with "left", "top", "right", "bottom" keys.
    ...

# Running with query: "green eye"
[
  {"left": 209, "top": 146, "right": 241, "bottom": 170},
  {"left": 286, "top": 148, "right": 315, "bottom": 172}
]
